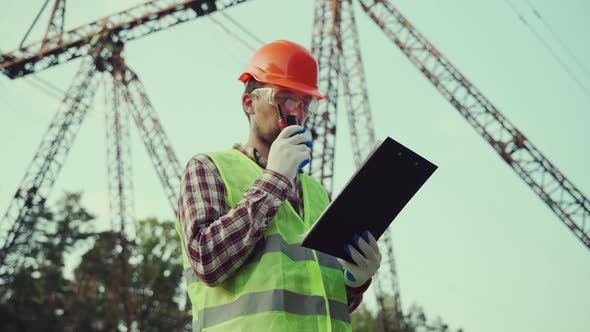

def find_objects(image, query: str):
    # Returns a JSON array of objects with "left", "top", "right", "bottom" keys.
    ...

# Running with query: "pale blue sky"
[{"left": 1, "top": 1, "right": 589, "bottom": 331}]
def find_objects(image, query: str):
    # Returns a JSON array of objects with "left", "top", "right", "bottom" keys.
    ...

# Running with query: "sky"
[{"left": 1, "top": 0, "right": 589, "bottom": 331}]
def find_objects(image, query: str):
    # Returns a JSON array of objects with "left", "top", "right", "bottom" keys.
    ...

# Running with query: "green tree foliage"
[
  {"left": 67, "top": 230, "right": 124, "bottom": 330},
  {"left": 130, "top": 218, "right": 189, "bottom": 331},
  {"left": 61, "top": 218, "right": 190, "bottom": 331},
  {"left": 0, "top": 193, "right": 189, "bottom": 331},
  {"left": 0, "top": 192, "right": 96, "bottom": 331},
  {"left": 352, "top": 303, "right": 381, "bottom": 332},
  {"left": 351, "top": 299, "right": 464, "bottom": 332}
]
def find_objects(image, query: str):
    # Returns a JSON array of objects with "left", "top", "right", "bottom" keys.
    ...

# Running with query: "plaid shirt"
[{"left": 178, "top": 143, "right": 370, "bottom": 312}]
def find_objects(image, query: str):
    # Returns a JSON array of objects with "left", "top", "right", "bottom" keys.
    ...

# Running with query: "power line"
[
  {"left": 3, "top": 9, "right": 268, "bottom": 102},
  {"left": 208, "top": 14, "right": 258, "bottom": 53},
  {"left": 4, "top": 10, "right": 268, "bottom": 99},
  {"left": 219, "top": 12, "right": 265, "bottom": 47},
  {"left": 1, "top": 48, "right": 67, "bottom": 102},
  {"left": 201, "top": 13, "right": 266, "bottom": 81},
  {"left": 523, "top": 0, "right": 590, "bottom": 81},
  {"left": 22, "top": 76, "right": 64, "bottom": 101},
  {"left": 20, "top": 0, "right": 51, "bottom": 48},
  {"left": 205, "top": 11, "right": 266, "bottom": 62},
  {"left": 206, "top": 15, "right": 255, "bottom": 67},
  {"left": 503, "top": 0, "right": 590, "bottom": 102},
  {"left": 30, "top": 74, "right": 67, "bottom": 96}
]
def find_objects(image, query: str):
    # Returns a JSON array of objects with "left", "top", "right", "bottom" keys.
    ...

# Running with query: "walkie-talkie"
[
  {"left": 277, "top": 106, "right": 309, "bottom": 170},
  {"left": 277, "top": 105, "right": 299, "bottom": 128},
  {"left": 286, "top": 114, "right": 298, "bottom": 126}
]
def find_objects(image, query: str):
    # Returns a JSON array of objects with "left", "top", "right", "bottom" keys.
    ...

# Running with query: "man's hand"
[
  {"left": 338, "top": 231, "right": 382, "bottom": 288},
  {"left": 267, "top": 125, "right": 312, "bottom": 184}
]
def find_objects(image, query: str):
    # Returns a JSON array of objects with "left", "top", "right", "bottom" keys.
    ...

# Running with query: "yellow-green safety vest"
[{"left": 176, "top": 149, "right": 351, "bottom": 331}]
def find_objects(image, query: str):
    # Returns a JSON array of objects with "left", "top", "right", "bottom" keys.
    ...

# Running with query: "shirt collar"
[
  {"left": 232, "top": 143, "right": 304, "bottom": 175},
  {"left": 232, "top": 143, "right": 268, "bottom": 168}
]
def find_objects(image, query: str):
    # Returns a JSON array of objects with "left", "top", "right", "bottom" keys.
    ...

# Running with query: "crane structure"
[{"left": 1, "top": 0, "right": 589, "bottom": 330}]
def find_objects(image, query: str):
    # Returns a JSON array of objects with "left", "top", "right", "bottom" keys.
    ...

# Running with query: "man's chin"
[
  {"left": 269, "top": 128, "right": 281, "bottom": 142},
  {"left": 259, "top": 127, "right": 281, "bottom": 146}
]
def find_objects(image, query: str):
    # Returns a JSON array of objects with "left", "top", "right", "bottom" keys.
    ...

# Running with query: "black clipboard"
[{"left": 301, "top": 136, "right": 437, "bottom": 261}]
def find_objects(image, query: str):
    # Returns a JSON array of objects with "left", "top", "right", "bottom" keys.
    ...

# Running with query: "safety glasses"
[{"left": 251, "top": 87, "right": 319, "bottom": 116}]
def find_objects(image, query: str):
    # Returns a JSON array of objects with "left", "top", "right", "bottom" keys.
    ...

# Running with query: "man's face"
[{"left": 245, "top": 84, "right": 315, "bottom": 145}]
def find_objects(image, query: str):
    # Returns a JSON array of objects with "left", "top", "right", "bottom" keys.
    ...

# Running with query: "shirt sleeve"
[
  {"left": 346, "top": 278, "right": 372, "bottom": 312},
  {"left": 177, "top": 154, "right": 291, "bottom": 286}
]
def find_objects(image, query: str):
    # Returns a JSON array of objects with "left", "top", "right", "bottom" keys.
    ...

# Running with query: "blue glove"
[
  {"left": 338, "top": 230, "right": 382, "bottom": 288},
  {"left": 267, "top": 125, "right": 311, "bottom": 183},
  {"left": 291, "top": 127, "right": 312, "bottom": 170}
]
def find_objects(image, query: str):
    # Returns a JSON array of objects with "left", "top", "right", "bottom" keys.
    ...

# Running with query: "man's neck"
[{"left": 247, "top": 134, "right": 270, "bottom": 161}]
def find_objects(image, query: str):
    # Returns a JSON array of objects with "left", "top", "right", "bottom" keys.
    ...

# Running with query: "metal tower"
[{"left": 1, "top": 1, "right": 588, "bottom": 331}]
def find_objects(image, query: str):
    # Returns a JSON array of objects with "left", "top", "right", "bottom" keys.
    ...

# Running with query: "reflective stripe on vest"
[
  {"left": 246, "top": 233, "right": 343, "bottom": 270},
  {"left": 192, "top": 289, "right": 350, "bottom": 331}
]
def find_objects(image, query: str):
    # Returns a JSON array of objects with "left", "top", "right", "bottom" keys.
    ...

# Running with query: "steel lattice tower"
[{"left": 1, "top": 1, "right": 588, "bottom": 330}]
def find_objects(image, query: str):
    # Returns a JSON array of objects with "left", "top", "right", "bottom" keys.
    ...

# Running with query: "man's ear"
[{"left": 242, "top": 93, "right": 255, "bottom": 116}]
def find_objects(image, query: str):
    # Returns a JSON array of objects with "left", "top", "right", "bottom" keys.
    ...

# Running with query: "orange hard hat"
[{"left": 238, "top": 40, "right": 324, "bottom": 100}]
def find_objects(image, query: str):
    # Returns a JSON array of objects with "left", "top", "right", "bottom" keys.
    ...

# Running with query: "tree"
[
  {"left": 350, "top": 295, "right": 465, "bottom": 332},
  {"left": 65, "top": 230, "right": 122, "bottom": 331},
  {"left": 352, "top": 303, "right": 381, "bottom": 332},
  {"left": 130, "top": 218, "right": 189, "bottom": 331},
  {"left": 66, "top": 218, "right": 190, "bottom": 331},
  {"left": 0, "top": 193, "right": 189, "bottom": 331},
  {"left": 404, "top": 303, "right": 464, "bottom": 332},
  {"left": 0, "top": 192, "right": 96, "bottom": 331}
]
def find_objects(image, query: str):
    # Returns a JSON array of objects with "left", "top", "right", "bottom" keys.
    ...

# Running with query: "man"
[{"left": 177, "top": 40, "right": 382, "bottom": 331}]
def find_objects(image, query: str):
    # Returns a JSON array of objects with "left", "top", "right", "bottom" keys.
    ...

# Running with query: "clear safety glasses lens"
[
  {"left": 251, "top": 88, "right": 273, "bottom": 104},
  {"left": 252, "top": 88, "right": 319, "bottom": 115}
]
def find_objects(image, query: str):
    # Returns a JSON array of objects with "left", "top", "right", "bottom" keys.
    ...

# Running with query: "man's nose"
[{"left": 288, "top": 102, "right": 306, "bottom": 118}]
